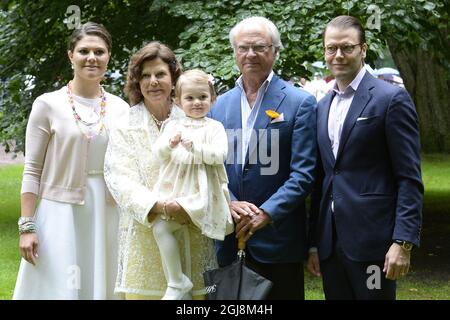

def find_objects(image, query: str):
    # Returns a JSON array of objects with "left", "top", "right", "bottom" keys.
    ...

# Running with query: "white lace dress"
[
  {"left": 104, "top": 103, "right": 218, "bottom": 297},
  {"left": 13, "top": 95, "right": 123, "bottom": 300}
]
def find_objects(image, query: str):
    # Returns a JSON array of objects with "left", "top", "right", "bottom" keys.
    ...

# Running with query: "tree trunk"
[{"left": 388, "top": 42, "right": 450, "bottom": 153}]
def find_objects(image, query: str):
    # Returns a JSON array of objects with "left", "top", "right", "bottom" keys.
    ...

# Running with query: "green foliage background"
[{"left": 0, "top": 0, "right": 448, "bottom": 152}]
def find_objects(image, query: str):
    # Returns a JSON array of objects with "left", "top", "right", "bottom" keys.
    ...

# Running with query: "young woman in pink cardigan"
[{"left": 13, "top": 22, "right": 129, "bottom": 300}]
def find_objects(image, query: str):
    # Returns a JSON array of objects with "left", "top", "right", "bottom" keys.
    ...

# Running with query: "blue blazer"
[
  {"left": 310, "top": 71, "right": 423, "bottom": 262},
  {"left": 209, "top": 74, "right": 317, "bottom": 265}
]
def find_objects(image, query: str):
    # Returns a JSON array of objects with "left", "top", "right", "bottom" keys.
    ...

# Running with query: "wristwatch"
[{"left": 394, "top": 239, "right": 413, "bottom": 251}]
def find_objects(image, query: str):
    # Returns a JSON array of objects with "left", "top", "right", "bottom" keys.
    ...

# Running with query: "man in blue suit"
[
  {"left": 307, "top": 16, "right": 423, "bottom": 299},
  {"left": 209, "top": 16, "right": 317, "bottom": 300}
]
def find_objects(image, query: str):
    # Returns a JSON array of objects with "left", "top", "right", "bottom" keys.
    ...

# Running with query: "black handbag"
[{"left": 203, "top": 239, "right": 273, "bottom": 300}]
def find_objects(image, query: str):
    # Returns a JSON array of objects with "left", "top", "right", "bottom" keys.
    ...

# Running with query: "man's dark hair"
[{"left": 322, "top": 15, "right": 366, "bottom": 45}]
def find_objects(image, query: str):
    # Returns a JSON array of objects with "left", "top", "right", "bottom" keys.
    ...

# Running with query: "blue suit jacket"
[
  {"left": 209, "top": 74, "right": 317, "bottom": 265},
  {"left": 310, "top": 71, "right": 423, "bottom": 262}
]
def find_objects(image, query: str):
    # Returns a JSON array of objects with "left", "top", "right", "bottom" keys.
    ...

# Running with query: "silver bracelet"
[
  {"left": 18, "top": 216, "right": 35, "bottom": 225},
  {"left": 19, "top": 221, "right": 36, "bottom": 235}
]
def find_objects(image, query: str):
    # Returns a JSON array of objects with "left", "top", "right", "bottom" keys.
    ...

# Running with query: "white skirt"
[{"left": 13, "top": 175, "right": 120, "bottom": 300}]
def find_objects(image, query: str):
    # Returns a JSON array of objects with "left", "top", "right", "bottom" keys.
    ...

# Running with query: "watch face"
[
  {"left": 404, "top": 243, "right": 413, "bottom": 250},
  {"left": 395, "top": 240, "right": 413, "bottom": 250}
]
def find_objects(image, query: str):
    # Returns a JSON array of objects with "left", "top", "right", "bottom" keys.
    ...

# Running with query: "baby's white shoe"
[{"left": 162, "top": 275, "right": 193, "bottom": 300}]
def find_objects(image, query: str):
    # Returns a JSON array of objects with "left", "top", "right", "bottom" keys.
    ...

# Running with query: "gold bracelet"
[{"left": 161, "top": 201, "right": 174, "bottom": 221}]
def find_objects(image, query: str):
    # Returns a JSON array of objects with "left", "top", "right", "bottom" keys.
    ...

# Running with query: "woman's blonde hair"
[{"left": 175, "top": 69, "right": 216, "bottom": 105}]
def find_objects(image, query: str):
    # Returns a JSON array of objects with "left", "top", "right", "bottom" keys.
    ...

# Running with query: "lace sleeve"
[
  {"left": 152, "top": 121, "right": 176, "bottom": 163},
  {"left": 104, "top": 127, "right": 157, "bottom": 226}
]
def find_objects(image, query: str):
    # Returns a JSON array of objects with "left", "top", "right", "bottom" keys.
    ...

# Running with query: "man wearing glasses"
[
  {"left": 307, "top": 15, "right": 423, "bottom": 299},
  {"left": 209, "top": 16, "right": 317, "bottom": 299}
]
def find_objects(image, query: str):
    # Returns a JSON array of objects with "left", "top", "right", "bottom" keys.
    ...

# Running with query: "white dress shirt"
[
  {"left": 328, "top": 67, "right": 366, "bottom": 213},
  {"left": 237, "top": 71, "right": 274, "bottom": 168},
  {"left": 328, "top": 67, "right": 367, "bottom": 159}
]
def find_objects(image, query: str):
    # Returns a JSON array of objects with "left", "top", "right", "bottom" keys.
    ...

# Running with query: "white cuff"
[{"left": 308, "top": 247, "right": 318, "bottom": 254}]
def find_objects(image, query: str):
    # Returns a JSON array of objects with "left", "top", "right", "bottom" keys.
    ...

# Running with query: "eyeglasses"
[
  {"left": 325, "top": 43, "right": 362, "bottom": 55},
  {"left": 236, "top": 44, "right": 273, "bottom": 54}
]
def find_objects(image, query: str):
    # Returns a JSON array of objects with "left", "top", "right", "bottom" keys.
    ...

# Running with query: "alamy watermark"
[
  {"left": 366, "top": 4, "right": 381, "bottom": 31},
  {"left": 171, "top": 128, "right": 280, "bottom": 175},
  {"left": 366, "top": 265, "right": 381, "bottom": 290},
  {"left": 64, "top": 5, "right": 81, "bottom": 30},
  {"left": 67, "top": 265, "right": 81, "bottom": 290},
  {"left": 226, "top": 129, "right": 280, "bottom": 176}
]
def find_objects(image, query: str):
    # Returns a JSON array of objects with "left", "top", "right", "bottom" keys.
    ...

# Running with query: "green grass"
[
  {"left": 421, "top": 154, "right": 450, "bottom": 213},
  {"left": 0, "top": 165, "right": 22, "bottom": 299},
  {"left": 1, "top": 155, "right": 449, "bottom": 300},
  {"left": 304, "top": 154, "right": 450, "bottom": 300}
]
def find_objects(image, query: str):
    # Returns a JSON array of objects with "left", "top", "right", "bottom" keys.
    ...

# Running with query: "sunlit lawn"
[
  {"left": 1, "top": 155, "right": 449, "bottom": 299},
  {"left": 0, "top": 165, "right": 22, "bottom": 299}
]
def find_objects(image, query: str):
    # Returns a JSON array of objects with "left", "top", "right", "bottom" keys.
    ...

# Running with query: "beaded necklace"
[
  {"left": 149, "top": 111, "right": 164, "bottom": 127},
  {"left": 67, "top": 81, "right": 106, "bottom": 139},
  {"left": 149, "top": 106, "right": 171, "bottom": 129}
]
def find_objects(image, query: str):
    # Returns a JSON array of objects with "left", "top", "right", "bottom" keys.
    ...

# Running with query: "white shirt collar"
[
  {"left": 332, "top": 66, "right": 367, "bottom": 94},
  {"left": 236, "top": 70, "right": 274, "bottom": 92}
]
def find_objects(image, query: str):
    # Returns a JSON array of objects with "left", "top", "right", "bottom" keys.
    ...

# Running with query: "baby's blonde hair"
[{"left": 175, "top": 69, "right": 217, "bottom": 105}]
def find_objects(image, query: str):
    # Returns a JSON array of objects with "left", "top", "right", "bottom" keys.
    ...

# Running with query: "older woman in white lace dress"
[{"left": 104, "top": 42, "right": 218, "bottom": 300}]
